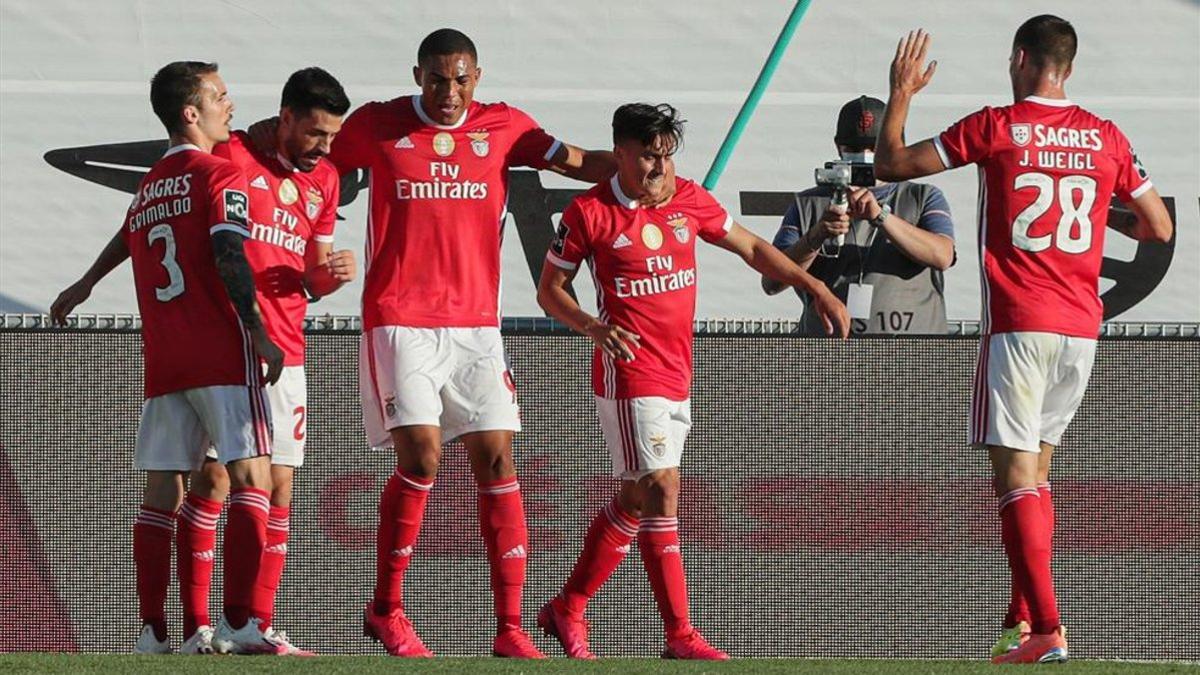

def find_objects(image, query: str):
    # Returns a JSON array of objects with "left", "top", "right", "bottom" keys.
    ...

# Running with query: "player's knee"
[
  {"left": 399, "top": 445, "right": 441, "bottom": 479},
  {"left": 270, "top": 466, "right": 295, "bottom": 507},
  {"left": 190, "top": 460, "right": 230, "bottom": 501},
  {"left": 638, "top": 468, "right": 680, "bottom": 512},
  {"left": 226, "top": 456, "right": 273, "bottom": 491},
  {"left": 143, "top": 471, "right": 185, "bottom": 512}
]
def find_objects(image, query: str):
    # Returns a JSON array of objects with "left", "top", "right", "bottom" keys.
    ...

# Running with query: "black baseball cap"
[{"left": 835, "top": 96, "right": 887, "bottom": 149}]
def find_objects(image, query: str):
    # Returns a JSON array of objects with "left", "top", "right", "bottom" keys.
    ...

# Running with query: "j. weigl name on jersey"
[
  {"left": 127, "top": 173, "right": 193, "bottom": 233},
  {"left": 395, "top": 162, "right": 488, "bottom": 200},
  {"left": 614, "top": 254, "right": 696, "bottom": 299},
  {"left": 250, "top": 207, "right": 307, "bottom": 255},
  {"left": 1014, "top": 124, "right": 1103, "bottom": 171}
]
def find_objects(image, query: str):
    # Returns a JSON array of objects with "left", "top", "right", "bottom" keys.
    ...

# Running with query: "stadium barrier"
[{"left": 0, "top": 317, "right": 1196, "bottom": 658}]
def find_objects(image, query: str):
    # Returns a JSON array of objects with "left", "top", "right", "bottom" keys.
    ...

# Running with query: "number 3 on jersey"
[
  {"left": 147, "top": 223, "right": 185, "bottom": 301},
  {"left": 1011, "top": 172, "right": 1097, "bottom": 254}
]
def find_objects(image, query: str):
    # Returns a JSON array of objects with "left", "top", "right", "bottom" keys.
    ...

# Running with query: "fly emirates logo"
[
  {"left": 1015, "top": 124, "right": 1104, "bottom": 171},
  {"left": 614, "top": 254, "right": 696, "bottom": 299},
  {"left": 396, "top": 161, "right": 488, "bottom": 200},
  {"left": 251, "top": 207, "right": 307, "bottom": 255}
]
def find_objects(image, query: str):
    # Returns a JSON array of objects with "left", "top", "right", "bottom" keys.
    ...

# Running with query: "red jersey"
[
  {"left": 328, "top": 95, "right": 559, "bottom": 329},
  {"left": 214, "top": 132, "right": 339, "bottom": 366},
  {"left": 547, "top": 176, "right": 732, "bottom": 400},
  {"left": 934, "top": 96, "right": 1153, "bottom": 337},
  {"left": 122, "top": 144, "right": 257, "bottom": 398}
]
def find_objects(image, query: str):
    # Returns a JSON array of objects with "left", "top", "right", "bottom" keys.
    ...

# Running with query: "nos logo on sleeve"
[
  {"left": 223, "top": 189, "right": 249, "bottom": 227},
  {"left": 551, "top": 221, "right": 569, "bottom": 255}
]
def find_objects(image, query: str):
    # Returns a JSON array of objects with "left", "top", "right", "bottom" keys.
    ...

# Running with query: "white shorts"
[
  {"left": 136, "top": 385, "right": 272, "bottom": 471},
  {"left": 970, "top": 331, "right": 1097, "bottom": 453},
  {"left": 204, "top": 366, "right": 307, "bottom": 467},
  {"left": 596, "top": 396, "right": 691, "bottom": 479},
  {"left": 361, "top": 326, "right": 521, "bottom": 448}
]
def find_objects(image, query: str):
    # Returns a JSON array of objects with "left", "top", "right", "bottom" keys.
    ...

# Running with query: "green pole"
[{"left": 703, "top": 0, "right": 813, "bottom": 190}]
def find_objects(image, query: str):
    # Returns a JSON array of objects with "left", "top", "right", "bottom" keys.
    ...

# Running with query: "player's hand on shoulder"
[
  {"left": 246, "top": 117, "right": 280, "bottom": 155},
  {"left": 586, "top": 322, "right": 641, "bottom": 362},
  {"left": 811, "top": 287, "right": 851, "bottom": 339},
  {"left": 890, "top": 29, "right": 937, "bottom": 96},
  {"left": 50, "top": 279, "right": 92, "bottom": 326},
  {"left": 249, "top": 326, "right": 285, "bottom": 385},
  {"left": 326, "top": 249, "right": 357, "bottom": 282}
]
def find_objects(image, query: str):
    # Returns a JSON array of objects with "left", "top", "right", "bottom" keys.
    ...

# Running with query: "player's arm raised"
[
  {"left": 50, "top": 227, "right": 130, "bottom": 325},
  {"left": 211, "top": 230, "right": 284, "bottom": 383},
  {"left": 304, "top": 241, "right": 356, "bottom": 300},
  {"left": 717, "top": 223, "right": 850, "bottom": 338},
  {"left": 537, "top": 260, "right": 641, "bottom": 362},
  {"left": 875, "top": 30, "right": 947, "bottom": 182}
]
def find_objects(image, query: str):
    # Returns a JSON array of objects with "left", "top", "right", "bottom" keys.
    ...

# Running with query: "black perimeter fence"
[{"left": 0, "top": 317, "right": 1196, "bottom": 659}]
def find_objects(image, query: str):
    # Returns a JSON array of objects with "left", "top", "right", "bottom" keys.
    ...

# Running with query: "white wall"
[{"left": 2, "top": 0, "right": 1197, "bottom": 320}]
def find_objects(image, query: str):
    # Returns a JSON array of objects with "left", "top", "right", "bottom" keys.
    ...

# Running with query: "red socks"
[
  {"left": 639, "top": 516, "right": 691, "bottom": 637},
  {"left": 251, "top": 505, "right": 290, "bottom": 628},
  {"left": 224, "top": 487, "right": 269, "bottom": 629},
  {"left": 478, "top": 477, "right": 529, "bottom": 630},
  {"left": 1004, "top": 482, "right": 1056, "bottom": 629},
  {"left": 999, "top": 487, "right": 1059, "bottom": 635},
  {"left": 177, "top": 493, "right": 222, "bottom": 638},
  {"left": 134, "top": 505, "right": 176, "bottom": 641},
  {"left": 559, "top": 498, "right": 639, "bottom": 616},
  {"left": 373, "top": 469, "right": 433, "bottom": 616}
]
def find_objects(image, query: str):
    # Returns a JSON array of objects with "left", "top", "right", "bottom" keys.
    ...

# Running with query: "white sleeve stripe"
[
  {"left": 925, "top": 210, "right": 952, "bottom": 218},
  {"left": 932, "top": 136, "right": 954, "bottom": 169},
  {"left": 1129, "top": 180, "right": 1154, "bottom": 199},
  {"left": 313, "top": 234, "right": 335, "bottom": 243},
  {"left": 210, "top": 223, "right": 250, "bottom": 236},
  {"left": 720, "top": 215, "right": 733, "bottom": 232},
  {"left": 545, "top": 251, "right": 577, "bottom": 270},
  {"left": 543, "top": 138, "right": 563, "bottom": 162}
]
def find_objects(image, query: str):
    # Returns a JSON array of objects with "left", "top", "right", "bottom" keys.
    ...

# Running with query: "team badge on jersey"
[
  {"left": 649, "top": 433, "right": 668, "bottom": 458},
  {"left": 278, "top": 178, "right": 299, "bottom": 205},
  {"left": 433, "top": 132, "right": 455, "bottom": 157},
  {"left": 667, "top": 215, "right": 690, "bottom": 243},
  {"left": 467, "top": 131, "right": 490, "bottom": 157},
  {"left": 305, "top": 186, "right": 324, "bottom": 220},
  {"left": 1010, "top": 123, "right": 1032, "bottom": 147},
  {"left": 641, "top": 223, "right": 663, "bottom": 251}
]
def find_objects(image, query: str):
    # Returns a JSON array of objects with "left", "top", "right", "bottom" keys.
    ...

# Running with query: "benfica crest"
[
  {"left": 667, "top": 215, "right": 690, "bottom": 243},
  {"left": 305, "top": 186, "right": 324, "bottom": 220},
  {"left": 467, "top": 131, "right": 490, "bottom": 157},
  {"left": 1010, "top": 123, "right": 1032, "bottom": 147}
]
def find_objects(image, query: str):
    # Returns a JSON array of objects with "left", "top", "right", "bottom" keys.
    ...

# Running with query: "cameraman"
[{"left": 762, "top": 96, "right": 955, "bottom": 334}]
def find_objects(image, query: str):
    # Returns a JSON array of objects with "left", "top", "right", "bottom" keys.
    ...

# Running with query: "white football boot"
[
  {"left": 212, "top": 615, "right": 285, "bottom": 655},
  {"left": 133, "top": 624, "right": 170, "bottom": 654},
  {"left": 179, "top": 624, "right": 215, "bottom": 655},
  {"left": 263, "top": 626, "right": 316, "bottom": 656}
]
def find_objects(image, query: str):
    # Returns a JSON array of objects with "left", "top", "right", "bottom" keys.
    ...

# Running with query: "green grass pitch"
[{"left": 0, "top": 655, "right": 1196, "bottom": 674}]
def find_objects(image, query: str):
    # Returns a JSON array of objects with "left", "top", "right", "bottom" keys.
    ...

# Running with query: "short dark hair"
[
  {"left": 418, "top": 28, "right": 477, "bottom": 64},
  {"left": 612, "top": 103, "right": 686, "bottom": 151},
  {"left": 1013, "top": 14, "right": 1077, "bottom": 71},
  {"left": 280, "top": 67, "right": 350, "bottom": 116},
  {"left": 150, "top": 61, "right": 218, "bottom": 135}
]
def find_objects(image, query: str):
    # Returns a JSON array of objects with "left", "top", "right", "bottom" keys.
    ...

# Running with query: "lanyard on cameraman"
[{"left": 853, "top": 185, "right": 894, "bottom": 285}]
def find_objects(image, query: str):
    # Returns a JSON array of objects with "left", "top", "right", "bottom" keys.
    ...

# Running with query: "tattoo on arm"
[{"left": 211, "top": 230, "right": 263, "bottom": 330}]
